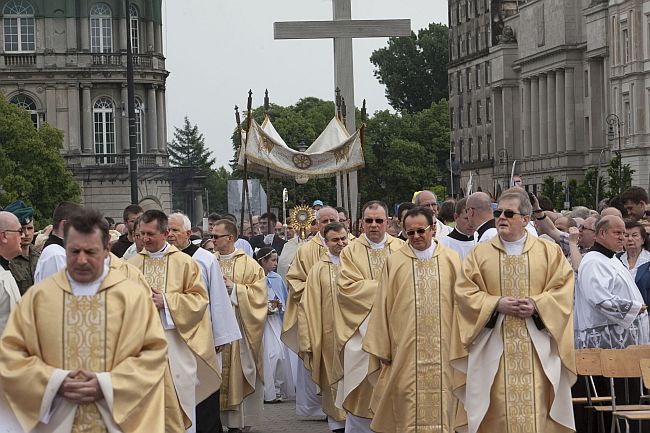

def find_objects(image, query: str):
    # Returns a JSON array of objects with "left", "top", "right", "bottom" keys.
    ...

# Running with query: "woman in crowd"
[{"left": 620, "top": 219, "right": 650, "bottom": 304}]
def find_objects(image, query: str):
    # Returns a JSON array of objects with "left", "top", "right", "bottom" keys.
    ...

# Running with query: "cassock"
[
  {"left": 435, "top": 219, "right": 453, "bottom": 238},
  {"left": 34, "top": 235, "right": 66, "bottom": 283},
  {"left": 364, "top": 241, "right": 460, "bottom": 433},
  {"left": 263, "top": 271, "right": 295, "bottom": 402},
  {"left": 299, "top": 251, "right": 347, "bottom": 426},
  {"left": 450, "top": 234, "right": 576, "bottom": 433},
  {"left": 283, "top": 234, "right": 327, "bottom": 417},
  {"left": 575, "top": 243, "right": 650, "bottom": 349},
  {"left": 215, "top": 248, "right": 268, "bottom": 429},
  {"left": 439, "top": 228, "right": 476, "bottom": 262},
  {"left": 0, "top": 260, "right": 21, "bottom": 334},
  {"left": 128, "top": 244, "right": 220, "bottom": 433},
  {"left": 336, "top": 234, "right": 404, "bottom": 430},
  {"left": 0, "top": 265, "right": 168, "bottom": 433},
  {"left": 277, "top": 237, "right": 300, "bottom": 282}
]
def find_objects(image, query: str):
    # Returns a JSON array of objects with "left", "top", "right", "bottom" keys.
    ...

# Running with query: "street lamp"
[{"left": 606, "top": 113, "right": 623, "bottom": 194}]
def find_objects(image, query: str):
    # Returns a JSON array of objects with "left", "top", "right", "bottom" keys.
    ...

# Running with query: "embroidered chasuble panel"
[
  {"left": 63, "top": 291, "right": 108, "bottom": 433},
  {"left": 367, "top": 248, "right": 390, "bottom": 280},
  {"left": 142, "top": 256, "right": 169, "bottom": 294},
  {"left": 217, "top": 256, "right": 237, "bottom": 409},
  {"left": 413, "top": 258, "right": 443, "bottom": 432},
  {"left": 499, "top": 253, "right": 536, "bottom": 433},
  {"left": 219, "top": 257, "right": 237, "bottom": 295}
]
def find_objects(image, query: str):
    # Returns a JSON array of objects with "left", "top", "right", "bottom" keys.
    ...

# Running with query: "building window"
[
  {"left": 129, "top": 4, "right": 140, "bottom": 53},
  {"left": 450, "top": 107, "right": 455, "bottom": 130},
  {"left": 469, "top": 138, "right": 473, "bottom": 161},
  {"left": 90, "top": 3, "right": 113, "bottom": 53},
  {"left": 459, "top": 139, "right": 465, "bottom": 162},
  {"left": 476, "top": 65, "right": 481, "bottom": 88},
  {"left": 623, "top": 99, "right": 631, "bottom": 138},
  {"left": 477, "top": 100, "right": 482, "bottom": 124},
  {"left": 466, "top": 69, "right": 471, "bottom": 91},
  {"left": 459, "top": 106, "right": 464, "bottom": 128},
  {"left": 478, "top": 136, "right": 483, "bottom": 161},
  {"left": 467, "top": 103, "right": 472, "bottom": 127},
  {"left": 458, "top": 71, "right": 462, "bottom": 93},
  {"left": 9, "top": 94, "right": 40, "bottom": 128},
  {"left": 486, "top": 97, "right": 491, "bottom": 122},
  {"left": 485, "top": 61, "right": 490, "bottom": 84},
  {"left": 449, "top": 73, "right": 454, "bottom": 95},
  {"left": 93, "top": 97, "right": 116, "bottom": 163},
  {"left": 2, "top": 0, "right": 35, "bottom": 52},
  {"left": 134, "top": 98, "right": 144, "bottom": 153},
  {"left": 622, "top": 27, "right": 630, "bottom": 64},
  {"left": 487, "top": 134, "right": 492, "bottom": 160}
]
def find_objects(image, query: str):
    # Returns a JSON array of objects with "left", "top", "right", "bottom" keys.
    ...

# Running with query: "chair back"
[
  {"left": 575, "top": 348, "right": 603, "bottom": 376},
  {"left": 600, "top": 348, "right": 642, "bottom": 378},
  {"left": 640, "top": 358, "right": 650, "bottom": 390}
]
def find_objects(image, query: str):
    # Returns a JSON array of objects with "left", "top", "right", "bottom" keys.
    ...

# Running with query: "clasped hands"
[
  {"left": 57, "top": 369, "right": 104, "bottom": 404},
  {"left": 497, "top": 296, "right": 537, "bottom": 319}
]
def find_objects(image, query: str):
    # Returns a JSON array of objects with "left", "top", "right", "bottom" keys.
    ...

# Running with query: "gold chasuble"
[
  {"left": 298, "top": 252, "right": 347, "bottom": 422},
  {"left": 450, "top": 235, "right": 576, "bottom": 433},
  {"left": 128, "top": 245, "right": 220, "bottom": 424},
  {"left": 336, "top": 234, "right": 404, "bottom": 418},
  {"left": 0, "top": 268, "right": 168, "bottom": 433},
  {"left": 282, "top": 235, "right": 327, "bottom": 352},
  {"left": 363, "top": 242, "right": 461, "bottom": 433},
  {"left": 215, "top": 249, "right": 267, "bottom": 410}
]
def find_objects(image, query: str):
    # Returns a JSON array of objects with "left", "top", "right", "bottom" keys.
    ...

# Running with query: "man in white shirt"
[
  {"left": 413, "top": 190, "right": 453, "bottom": 238},
  {"left": 0, "top": 211, "right": 22, "bottom": 334},
  {"left": 34, "top": 201, "right": 81, "bottom": 283},
  {"left": 440, "top": 197, "right": 476, "bottom": 261}
]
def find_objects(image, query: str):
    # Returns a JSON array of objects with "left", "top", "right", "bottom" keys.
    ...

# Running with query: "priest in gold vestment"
[
  {"left": 336, "top": 201, "right": 404, "bottom": 433},
  {"left": 213, "top": 219, "right": 268, "bottom": 432},
  {"left": 299, "top": 222, "right": 350, "bottom": 432},
  {"left": 450, "top": 189, "right": 576, "bottom": 433},
  {"left": 283, "top": 206, "right": 339, "bottom": 417},
  {"left": 0, "top": 209, "right": 170, "bottom": 433},
  {"left": 128, "top": 210, "right": 219, "bottom": 433},
  {"left": 364, "top": 206, "right": 461, "bottom": 433}
]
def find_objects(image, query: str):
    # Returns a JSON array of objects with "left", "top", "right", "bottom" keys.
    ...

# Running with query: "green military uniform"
[{"left": 9, "top": 245, "right": 40, "bottom": 294}]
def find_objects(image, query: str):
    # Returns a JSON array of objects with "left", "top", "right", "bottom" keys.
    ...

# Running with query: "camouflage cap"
[{"left": 3, "top": 200, "right": 34, "bottom": 225}]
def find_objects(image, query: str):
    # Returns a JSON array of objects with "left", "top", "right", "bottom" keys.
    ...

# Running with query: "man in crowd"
[
  {"left": 110, "top": 204, "right": 143, "bottom": 258},
  {"left": 212, "top": 219, "right": 267, "bottom": 433},
  {"left": 299, "top": 222, "right": 349, "bottom": 432},
  {"left": 364, "top": 206, "right": 461, "bottom": 433},
  {"left": 466, "top": 192, "right": 496, "bottom": 243},
  {"left": 555, "top": 215, "right": 577, "bottom": 233},
  {"left": 283, "top": 206, "right": 340, "bottom": 418},
  {"left": 413, "top": 190, "right": 452, "bottom": 238},
  {"left": 336, "top": 207, "right": 350, "bottom": 230},
  {"left": 5, "top": 201, "right": 40, "bottom": 294},
  {"left": 250, "top": 212, "right": 287, "bottom": 254},
  {"left": 336, "top": 201, "right": 405, "bottom": 432},
  {"left": 0, "top": 211, "right": 22, "bottom": 334},
  {"left": 168, "top": 213, "right": 241, "bottom": 433},
  {"left": 451, "top": 188, "right": 576, "bottom": 433},
  {"left": 395, "top": 202, "right": 415, "bottom": 240},
  {"left": 440, "top": 197, "right": 476, "bottom": 261},
  {"left": 575, "top": 215, "right": 649, "bottom": 348},
  {"left": 0, "top": 208, "right": 171, "bottom": 432},
  {"left": 621, "top": 186, "right": 648, "bottom": 221},
  {"left": 34, "top": 201, "right": 82, "bottom": 282},
  {"left": 128, "top": 210, "right": 220, "bottom": 432},
  {"left": 219, "top": 214, "right": 254, "bottom": 257}
]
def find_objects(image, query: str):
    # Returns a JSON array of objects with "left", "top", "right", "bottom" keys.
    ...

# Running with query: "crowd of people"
[{"left": 0, "top": 184, "right": 648, "bottom": 432}]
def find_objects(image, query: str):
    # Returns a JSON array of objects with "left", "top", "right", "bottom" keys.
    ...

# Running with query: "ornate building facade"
[
  {"left": 0, "top": 0, "right": 171, "bottom": 219},
  {"left": 449, "top": 0, "right": 650, "bottom": 197}
]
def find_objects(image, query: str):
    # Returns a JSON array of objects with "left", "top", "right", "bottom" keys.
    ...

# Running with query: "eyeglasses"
[
  {"left": 578, "top": 225, "right": 595, "bottom": 232},
  {"left": 1, "top": 228, "right": 24, "bottom": 236},
  {"left": 493, "top": 209, "right": 524, "bottom": 219},
  {"left": 421, "top": 202, "right": 438, "bottom": 208},
  {"left": 406, "top": 225, "right": 431, "bottom": 238},
  {"left": 364, "top": 218, "right": 385, "bottom": 225},
  {"left": 211, "top": 233, "right": 231, "bottom": 240},
  {"left": 326, "top": 235, "right": 348, "bottom": 243}
]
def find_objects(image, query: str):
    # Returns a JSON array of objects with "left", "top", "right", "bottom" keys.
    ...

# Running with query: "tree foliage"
[
  {"left": 168, "top": 117, "right": 215, "bottom": 170},
  {"left": 541, "top": 176, "right": 565, "bottom": 210},
  {"left": 0, "top": 96, "right": 80, "bottom": 225},
  {"left": 606, "top": 153, "right": 634, "bottom": 197},
  {"left": 370, "top": 23, "right": 449, "bottom": 112}
]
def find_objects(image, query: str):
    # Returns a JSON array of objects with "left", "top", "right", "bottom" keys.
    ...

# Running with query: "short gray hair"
[
  {"left": 498, "top": 189, "right": 532, "bottom": 216},
  {"left": 414, "top": 191, "right": 437, "bottom": 206},
  {"left": 169, "top": 212, "right": 192, "bottom": 231}
]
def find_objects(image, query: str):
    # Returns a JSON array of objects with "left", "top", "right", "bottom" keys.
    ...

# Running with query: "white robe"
[
  {"left": 0, "top": 269, "right": 21, "bottom": 334},
  {"left": 34, "top": 244, "right": 66, "bottom": 283},
  {"left": 262, "top": 286, "right": 295, "bottom": 402},
  {"left": 575, "top": 250, "right": 650, "bottom": 349},
  {"left": 434, "top": 219, "right": 453, "bottom": 238}
]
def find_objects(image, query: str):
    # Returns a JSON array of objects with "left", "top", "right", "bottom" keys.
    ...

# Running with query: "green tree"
[
  {"left": 168, "top": 117, "right": 215, "bottom": 170},
  {"left": 0, "top": 96, "right": 80, "bottom": 225},
  {"left": 370, "top": 23, "right": 449, "bottom": 112},
  {"left": 572, "top": 167, "right": 606, "bottom": 208},
  {"left": 541, "top": 176, "right": 565, "bottom": 210},
  {"left": 607, "top": 154, "right": 634, "bottom": 197},
  {"left": 205, "top": 166, "right": 232, "bottom": 213}
]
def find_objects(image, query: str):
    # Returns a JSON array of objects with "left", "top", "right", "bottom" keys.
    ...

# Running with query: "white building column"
[
  {"left": 80, "top": 17, "right": 89, "bottom": 51},
  {"left": 531, "top": 76, "right": 539, "bottom": 156},
  {"left": 119, "top": 16, "right": 128, "bottom": 51},
  {"left": 67, "top": 84, "right": 81, "bottom": 153},
  {"left": 147, "top": 21, "right": 155, "bottom": 52},
  {"left": 81, "top": 84, "right": 93, "bottom": 153},
  {"left": 46, "top": 86, "right": 57, "bottom": 129},
  {"left": 565, "top": 68, "right": 576, "bottom": 152},
  {"left": 523, "top": 79, "right": 531, "bottom": 158},
  {"left": 146, "top": 85, "right": 159, "bottom": 152},
  {"left": 121, "top": 84, "right": 129, "bottom": 154},
  {"left": 156, "top": 87, "right": 166, "bottom": 153},
  {"left": 547, "top": 71, "right": 556, "bottom": 154},
  {"left": 555, "top": 69, "right": 566, "bottom": 153},
  {"left": 539, "top": 74, "right": 548, "bottom": 155}
]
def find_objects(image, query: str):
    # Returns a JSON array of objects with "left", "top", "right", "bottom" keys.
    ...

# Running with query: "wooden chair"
[
  {"left": 573, "top": 349, "right": 612, "bottom": 433},
  {"left": 596, "top": 347, "right": 650, "bottom": 433}
]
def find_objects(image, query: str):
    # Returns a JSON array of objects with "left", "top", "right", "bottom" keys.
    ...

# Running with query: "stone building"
[
  {"left": 0, "top": 0, "right": 171, "bottom": 220},
  {"left": 449, "top": 0, "right": 650, "bottom": 197}
]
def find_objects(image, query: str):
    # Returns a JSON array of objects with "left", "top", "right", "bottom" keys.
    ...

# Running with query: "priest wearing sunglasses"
[
  {"left": 363, "top": 206, "right": 462, "bottom": 433},
  {"left": 450, "top": 188, "right": 576, "bottom": 433}
]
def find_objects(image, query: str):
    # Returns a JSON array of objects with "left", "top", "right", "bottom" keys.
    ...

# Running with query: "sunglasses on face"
[
  {"left": 406, "top": 225, "right": 431, "bottom": 238},
  {"left": 364, "top": 218, "right": 385, "bottom": 225},
  {"left": 493, "top": 209, "right": 524, "bottom": 219},
  {"left": 578, "top": 225, "right": 595, "bottom": 232},
  {"left": 211, "top": 234, "right": 231, "bottom": 240}
]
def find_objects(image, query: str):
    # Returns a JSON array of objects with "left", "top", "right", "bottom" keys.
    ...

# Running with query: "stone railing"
[
  {"left": 3, "top": 53, "right": 36, "bottom": 66},
  {"left": 64, "top": 153, "right": 167, "bottom": 168},
  {"left": 92, "top": 53, "right": 123, "bottom": 66}
]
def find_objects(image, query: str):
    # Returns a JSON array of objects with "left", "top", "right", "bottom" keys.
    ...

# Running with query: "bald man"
[
  {"left": 0, "top": 212, "right": 23, "bottom": 333},
  {"left": 600, "top": 207, "right": 623, "bottom": 218},
  {"left": 575, "top": 215, "right": 649, "bottom": 348},
  {"left": 466, "top": 192, "right": 496, "bottom": 242},
  {"left": 413, "top": 190, "right": 452, "bottom": 238}
]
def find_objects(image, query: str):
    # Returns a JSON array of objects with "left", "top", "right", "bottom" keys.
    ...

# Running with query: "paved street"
[{"left": 245, "top": 401, "right": 331, "bottom": 433}]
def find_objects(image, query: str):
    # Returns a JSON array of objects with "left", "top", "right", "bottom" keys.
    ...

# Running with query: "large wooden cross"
[{"left": 274, "top": 0, "right": 411, "bottom": 223}]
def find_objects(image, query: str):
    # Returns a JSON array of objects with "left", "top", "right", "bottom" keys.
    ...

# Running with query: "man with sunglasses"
[
  {"left": 451, "top": 188, "right": 576, "bottom": 433},
  {"left": 336, "top": 201, "right": 405, "bottom": 432},
  {"left": 364, "top": 206, "right": 461, "bottom": 433},
  {"left": 0, "top": 211, "right": 22, "bottom": 334},
  {"left": 413, "top": 190, "right": 453, "bottom": 238},
  {"left": 299, "top": 222, "right": 349, "bottom": 432}
]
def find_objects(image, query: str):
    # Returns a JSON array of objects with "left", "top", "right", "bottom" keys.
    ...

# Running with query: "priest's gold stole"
[
  {"left": 217, "top": 256, "right": 236, "bottom": 409},
  {"left": 500, "top": 253, "right": 536, "bottom": 433},
  {"left": 413, "top": 257, "right": 443, "bottom": 432},
  {"left": 63, "top": 291, "right": 108, "bottom": 433},
  {"left": 367, "top": 248, "right": 390, "bottom": 279}
]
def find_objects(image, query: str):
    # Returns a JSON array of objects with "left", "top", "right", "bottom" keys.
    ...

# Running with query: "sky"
[{"left": 163, "top": 0, "right": 449, "bottom": 169}]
